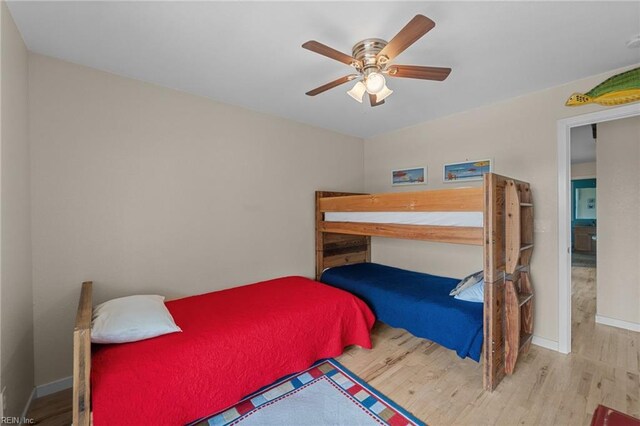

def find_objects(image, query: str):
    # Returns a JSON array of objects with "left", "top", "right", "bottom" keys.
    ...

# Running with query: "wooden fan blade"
[
  {"left": 369, "top": 93, "right": 385, "bottom": 107},
  {"left": 378, "top": 15, "right": 435, "bottom": 61},
  {"left": 306, "top": 75, "right": 358, "bottom": 96},
  {"left": 387, "top": 65, "right": 451, "bottom": 81},
  {"left": 302, "top": 40, "right": 360, "bottom": 67}
]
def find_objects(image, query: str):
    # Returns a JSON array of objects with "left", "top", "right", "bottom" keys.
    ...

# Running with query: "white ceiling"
[
  {"left": 571, "top": 125, "right": 596, "bottom": 164},
  {"left": 7, "top": 1, "right": 640, "bottom": 138}
]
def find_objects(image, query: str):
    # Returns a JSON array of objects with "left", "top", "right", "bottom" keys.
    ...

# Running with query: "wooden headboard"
[{"left": 315, "top": 173, "right": 534, "bottom": 392}]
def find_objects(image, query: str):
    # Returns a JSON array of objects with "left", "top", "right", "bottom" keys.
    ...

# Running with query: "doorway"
[
  {"left": 557, "top": 103, "right": 640, "bottom": 354},
  {"left": 569, "top": 125, "right": 598, "bottom": 358}
]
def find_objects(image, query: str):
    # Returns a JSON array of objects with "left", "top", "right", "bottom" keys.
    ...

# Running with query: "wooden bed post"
[
  {"left": 315, "top": 192, "right": 325, "bottom": 280},
  {"left": 483, "top": 174, "right": 507, "bottom": 391},
  {"left": 73, "top": 281, "right": 93, "bottom": 426}
]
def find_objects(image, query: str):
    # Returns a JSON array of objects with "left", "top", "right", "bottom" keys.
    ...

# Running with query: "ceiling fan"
[{"left": 303, "top": 15, "right": 451, "bottom": 107}]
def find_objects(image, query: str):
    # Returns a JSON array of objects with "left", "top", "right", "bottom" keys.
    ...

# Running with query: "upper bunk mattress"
[
  {"left": 324, "top": 211, "right": 483, "bottom": 227},
  {"left": 321, "top": 263, "right": 483, "bottom": 361},
  {"left": 91, "top": 276, "right": 375, "bottom": 426}
]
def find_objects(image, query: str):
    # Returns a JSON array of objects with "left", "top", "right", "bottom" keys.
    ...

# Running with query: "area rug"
[{"left": 189, "top": 359, "right": 425, "bottom": 426}]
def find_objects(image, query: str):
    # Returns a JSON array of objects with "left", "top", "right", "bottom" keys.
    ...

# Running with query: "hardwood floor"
[
  {"left": 27, "top": 266, "right": 638, "bottom": 425},
  {"left": 340, "top": 266, "right": 638, "bottom": 425},
  {"left": 26, "top": 387, "right": 72, "bottom": 426}
]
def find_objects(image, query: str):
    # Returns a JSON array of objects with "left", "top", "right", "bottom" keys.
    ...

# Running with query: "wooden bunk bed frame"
[
  {"left": 71, "top": 173, "right": 531, "bottom": 423},
  {"left": 315, "top": 173, "right": 534, "bottom": 391}
]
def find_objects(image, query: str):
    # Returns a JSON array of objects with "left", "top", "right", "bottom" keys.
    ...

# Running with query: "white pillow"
[
  {"left": 449, "top": 270, "right": 484, "bottom": 296},
  {"left": 454, "top": 279, "right": 484, "bottom": 303},
  {"left": 91, "top": 295, "right": 181, "bottom": 344}
]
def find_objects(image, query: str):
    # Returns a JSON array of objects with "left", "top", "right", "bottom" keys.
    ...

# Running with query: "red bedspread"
[{"left": 91, "top": 276, "right": 374, "bottom": 425}]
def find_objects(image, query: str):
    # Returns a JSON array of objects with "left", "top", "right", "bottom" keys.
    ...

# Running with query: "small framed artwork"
[
  {"left": 443, "top": 159, "right": 492, "bottom": 183},
  {"left": 392, "top": 167, "right": 426, "bottom": 186}
]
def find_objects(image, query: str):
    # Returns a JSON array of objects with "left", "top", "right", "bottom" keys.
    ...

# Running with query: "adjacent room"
[
  {"left": 570, "top": 124, "right": 599, "bottom": 361},
  {"left": 1, "top": 1, "right": 639, "bottom": 425},
  {"left": 569, "top": 116, "right": 640, "bottom": 411}
]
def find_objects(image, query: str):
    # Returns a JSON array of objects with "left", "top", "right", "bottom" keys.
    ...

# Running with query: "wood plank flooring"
[
  {"left": 26, "top": 387, "right": 72, "bottom": 426},
  {"left": 27, "top": 266, "right": 638, "bottom": 425}
]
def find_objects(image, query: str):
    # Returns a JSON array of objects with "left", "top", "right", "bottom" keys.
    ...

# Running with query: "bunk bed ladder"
[{"left": 504, "top": 180, "right": 534, "bottom": 375}]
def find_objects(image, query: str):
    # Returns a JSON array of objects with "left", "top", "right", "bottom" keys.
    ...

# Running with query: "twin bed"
[
  {"left": 73, "top": 172, "right": 534, "bottom": 425},
  {"left": 75, "top": 277, "right": 375, "bottom": 425},
  {"left": 321, "top": 263, "right": 484, "bottom": 362}
]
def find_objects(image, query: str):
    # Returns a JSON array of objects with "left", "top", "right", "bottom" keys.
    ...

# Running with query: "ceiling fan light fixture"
[
  {"left": 375, "top": 85, "right": 393, "bottom": 103},
  {"left": 364, "top": 72, "right": 385, "bottom": 94},
  {"left": 347, "top": 81, "right": 366, "bottom": 103},
  {"left": 303, "top": 15, "right": 451, "bottom": 106}
]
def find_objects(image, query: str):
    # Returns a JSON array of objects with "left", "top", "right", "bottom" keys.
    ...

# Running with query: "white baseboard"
[
  {"left": 35, "top": 376, "right": 72, "bottom": 398},
  {"left": 596, "top": 315, "right": 640, "bottom": 332},
  {"left": 531, "top": 335, "right": 560, "bottom": 352},
  {"left": 20, "top": 387, "right": 36, "bottom": 421}
]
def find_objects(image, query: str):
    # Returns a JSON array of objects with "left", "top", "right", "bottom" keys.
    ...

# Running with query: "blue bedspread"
[{"left": 320, "top": 263, "right": 483, "bottom": 361}]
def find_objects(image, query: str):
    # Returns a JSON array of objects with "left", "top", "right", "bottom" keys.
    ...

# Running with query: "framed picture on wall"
[
  {"left": 443, "top": 159, "right": 492, "bottom": 183},
  {"left": 392, "top": 166, "right": 426, "bottom": 186}
]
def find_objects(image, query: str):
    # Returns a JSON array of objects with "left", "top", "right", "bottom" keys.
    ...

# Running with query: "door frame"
[{"left": 557, "top": 102, "right": 640, "bottom": 354}]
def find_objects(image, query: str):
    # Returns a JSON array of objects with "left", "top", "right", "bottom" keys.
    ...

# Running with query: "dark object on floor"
[
  {"left": 572, "top": 252, "right": 596, "bottom": 267},
  {"left": 591, "top": 405, "right": 640, "bottom": 426}
]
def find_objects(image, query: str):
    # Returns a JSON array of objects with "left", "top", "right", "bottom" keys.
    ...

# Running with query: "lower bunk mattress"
[
  {"left": 321, "top": 263, "right": 483, "bottom": 361},
  {"left": 91, "top": 276, "right": 375, "bottom": 426}
]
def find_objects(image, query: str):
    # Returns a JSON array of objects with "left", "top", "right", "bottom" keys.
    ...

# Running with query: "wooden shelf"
[
  {"left": 504, "top": 179, "right": 534, "bottom": 377},
  {"left": 518, "top": 293, "right": 533, "bottom": 306},
  {"left": 520, "top": 332, "right": 533, "bottom": 351}
]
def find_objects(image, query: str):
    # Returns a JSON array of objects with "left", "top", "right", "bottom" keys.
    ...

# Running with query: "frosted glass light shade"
[
  {"left": 347, "top": 81, "right": 366, "bottom": 103},
  {"left": 375, "top": 85, "right": 393, "bottom": 102},
  {"left": 365, "top": 72, "right": 385, "bottom": 94}
]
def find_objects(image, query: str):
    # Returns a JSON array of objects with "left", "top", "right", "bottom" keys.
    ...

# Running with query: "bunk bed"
[{"left": 315, "top": 173, "right": 534, "bottom": 391}]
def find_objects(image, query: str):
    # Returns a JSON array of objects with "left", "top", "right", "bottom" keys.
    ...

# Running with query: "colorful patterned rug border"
[{"left": 190, "top": 358, "right": 425, "bottom": 426}]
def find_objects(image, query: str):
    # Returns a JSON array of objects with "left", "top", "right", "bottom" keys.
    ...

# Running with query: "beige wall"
[
  {"left": 23, "top": 48, "right": 640, "bottom": 385},
  {"left": 364, "top": 65, "right": 639, "bottom": 344},
  {"left": 1, "top": 1, "right": 34, "bottom": 415},
  {"left": 29, "top": 54, "right": 364, "bottom": 385},
  {"left": 572, "top": 161, "right": 597, "bottom": 179},
  {"left": 597, "top": 116, "right": 640, "bottom": 325}
]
